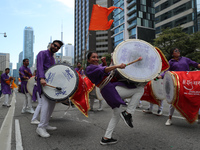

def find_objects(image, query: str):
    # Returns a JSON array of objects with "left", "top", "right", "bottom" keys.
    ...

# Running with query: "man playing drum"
[
  {"left": 1, "top": 68, "right": 13, "bottom": 107},
  {"left": 157, "top": 47, "right": 200, "bottom": 126},
  {"left": 19, "top": 59, "right": 34, "bottom": 114},
  {"left": 86, "top": 52, "right": 144, "bottom": 145},
  {"left": 35, "top": 40, "right": 63, "bottom": 138}
]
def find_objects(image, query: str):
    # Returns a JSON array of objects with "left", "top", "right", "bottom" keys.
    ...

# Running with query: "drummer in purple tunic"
[
  {"left": 157, "top": 47, "right": 200, "bottom": 126},
  {"left": 19, "top": 58, "right": 34, "bottom": 114},
  {"left": 1, "top": 68, "right": 12, "bottom": 107},
  {"left": 86, "top": 52, "right": 144, "bottom": 145},
  {"left": 35, "top": 40, "right": 64, "bottom": 138}
]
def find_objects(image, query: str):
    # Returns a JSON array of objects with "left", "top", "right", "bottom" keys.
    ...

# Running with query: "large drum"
[
  {"left": 151, "top": 79, "right": 165, "bottom": 100},
  {"left": 27, "top": 76, "right": 36, "bottom": 96},
  {"left": 163, "top": 71, "right": 200, "bottom": 123},
  {"left": 42, "top": 64, "right": 79, "bottom": 102},
  {"left": 113, "top": 39, "right": 162, "bottom": 82}
]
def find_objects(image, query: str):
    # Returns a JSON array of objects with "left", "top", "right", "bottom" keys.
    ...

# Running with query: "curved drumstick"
[
  {"left": 46, "top": 84, "right": 62, "bottom": 90},
  {"left": 126, "top": 57, "right": 142, "bottom": 66}
]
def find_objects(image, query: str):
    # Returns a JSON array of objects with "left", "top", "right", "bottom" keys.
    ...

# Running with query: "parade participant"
[
  {"left": 157, "top": 47, "right": 200, "bottom": 126},
  {"left": 86, "top": 52, "right": 144, "bottom": 145},
  {"left": 19, "top": 58, "right": 34, "bottom": 114},
  {"left": 75, "top": 62, "right": 85, "bottom": 76},
  {"left": 1, "top": 68, "right": 12, "bottom": 107},
  {"left": 0, "top": 80, "right": 2, "bottom": 98},
  {"left": 35, "top": 40, "right": 63, "bottom": 138}
]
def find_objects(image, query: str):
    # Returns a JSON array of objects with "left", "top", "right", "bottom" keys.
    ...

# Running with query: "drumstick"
[
  {"left": 46, "top": 84, "right": 62, "bottom": 90},
  {"left": 126, "top": 57, "right": 142, "bottom": 66}
]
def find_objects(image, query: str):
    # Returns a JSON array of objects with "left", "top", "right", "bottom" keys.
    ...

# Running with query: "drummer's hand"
[
  {"left": 40, "top": 78, "right": 46, "bottom": 86},
  {"left": 118, "top": 63, "right": 126, "bottom": 69},
  {"left": 101, "top": 57, "right": 106, "bottom": 63},
  {"left": 24, "top": 70, "right": 28, "bottom": 73}
]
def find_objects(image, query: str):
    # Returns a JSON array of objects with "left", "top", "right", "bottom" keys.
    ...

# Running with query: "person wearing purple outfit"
[
  {"left": 86, "top": 52, "right": 144, "bottom": 145},
  {"left": 157, "top": 47, "right": 200, "bottom": 126},
  {"left": 19, "top": 59, "right": 34, "bottom": 114},
  {"left": 1, "top": 68, "right": 12, "bottom": 107},
  {"left": 75, "top": 62, "right": 85, "bottom": 76},
  {"left": 35, "top": 40, "right": 64, "bottom": 138}
]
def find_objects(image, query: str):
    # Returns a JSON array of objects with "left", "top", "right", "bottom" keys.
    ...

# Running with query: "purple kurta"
[
  {"left": 36, "top": 50, "right": 55, "bottom": 96},
  {"left": 86, "top": 64, "right": 136, "bottom": 109},
  {"left": 75, "top": 67, "right": 85, "bottom": 76},
  {"left": 160, "top": 56, "right": 199, "bottom": 78},
  {"left": 1, "top": 73, "right": 11, "bottom": 94},
  {"left": 19, "top": 65, "right": 32, "bottom": 94}
]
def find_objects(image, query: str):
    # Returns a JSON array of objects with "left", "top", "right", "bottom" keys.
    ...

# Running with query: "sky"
[{"left": 0, "top": 0, "right": 74, "bottom": 69}]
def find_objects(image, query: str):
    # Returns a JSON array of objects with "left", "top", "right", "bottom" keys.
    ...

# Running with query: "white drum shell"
[
  {"left": 151, "top": 79, "right": 165, "bottom": 100},
  {"left": 42, "top": 64, "right": 79, "bottom": 102},
  {"left": 95, "top": 87, "right": 104, "bottom": 101},
  {"left": 113, "top": 39, "right": 162, "bottom": 82},
  {"left": 163, "top": 72, "right": 175, "bottom": 104},
  {"left": 27, "top": 76, "right": 35, "bottom": 96}
]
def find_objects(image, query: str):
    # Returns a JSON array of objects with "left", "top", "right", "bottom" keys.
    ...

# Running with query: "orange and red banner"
[
  {"left": 70, "top": 72, "right": 94, "bottom": 117},
  {"left": 171, "top": 71, "right": 200, "bottom": 123},
  {"left": 140, "top": 81, "right": 160, "bottom": 106},
  {"left": 89, "top": 4, "right": 123, "bottom": 31}
]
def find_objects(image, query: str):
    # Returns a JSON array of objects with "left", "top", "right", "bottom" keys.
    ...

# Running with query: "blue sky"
[{"left": 0, "top": 0, "right": 74, "bottom": 69}]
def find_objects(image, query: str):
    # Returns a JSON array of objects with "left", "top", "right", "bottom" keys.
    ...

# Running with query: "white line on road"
[
  {"left": 0, "top": 91, "right": 16, "bottom": 150},
  {"left": 15, "top": 119, "right": 23, "bottom": 150}
]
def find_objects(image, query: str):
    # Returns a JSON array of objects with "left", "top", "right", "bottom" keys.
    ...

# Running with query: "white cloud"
[{"left": 56, "top": 0, "right": 74, "bottom": 8}]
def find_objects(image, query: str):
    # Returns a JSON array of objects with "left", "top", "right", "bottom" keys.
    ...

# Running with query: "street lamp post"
[{"left": 0, "top": 32, "right": 7, "bottom": 37}]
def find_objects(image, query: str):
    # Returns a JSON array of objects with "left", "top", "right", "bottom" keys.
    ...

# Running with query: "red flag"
[
  {"left": 155, "top": 47, "right": 170, "bottom": 72},
  {"left": 171, "top": 71, "right": 200, "bottom": 123},
  {"left": 140, "top": 81, "right": 160, "bottom": 106},
  {"left": 89, "top": 4, "right": 123, "bottom": 31},
  {"left": 70, "top": 72, "right": 91, "bottom": 117}
]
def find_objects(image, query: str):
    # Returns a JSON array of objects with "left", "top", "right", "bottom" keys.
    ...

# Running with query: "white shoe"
[
  {"left": 36, "top": 127, "right": 50, "bottom": 138},
  {"left": 97, "top": 107, "right": 103, "bottom": 111},
  {"left": 31, "top": 119, "right": 40, "bottom": 125},
  {"left": 157, "top": 110, "right": 162, "bottom": 116},
  {"left": 26, "top": 107, "right": 35, "bottom": 114},
  {"left": 46, "top": 125, "right": 57, "bottom": 130},
  {"left": 165, "top": 119, "right": 172, "bottom": 126},
  {"left": 21, "top": 108, "right": 26, "bottom": 114}
]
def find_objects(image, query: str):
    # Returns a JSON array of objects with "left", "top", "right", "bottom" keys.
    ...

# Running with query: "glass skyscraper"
[{"left": 23, "top": 26, "right": 34, "bottom": 67}]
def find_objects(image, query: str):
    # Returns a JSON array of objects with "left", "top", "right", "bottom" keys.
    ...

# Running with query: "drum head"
[
  {"left": 27, "top": 76, "right": 35, "bottom": 96},
  {"left": 42, "top": 64, "right": 79, "bottom": 102},
  {"left": 151, "top": 79, "right": 165, "bottom": 100},
  {"left": 163, "top": 72, "right": 176, "bottom": 104},
  {"left": 113, "top": 39, "right": 162, "bottom": 82}
]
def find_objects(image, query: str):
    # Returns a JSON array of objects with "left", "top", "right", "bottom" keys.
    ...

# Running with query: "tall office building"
[
  {"left": 9, "top": 63, "right": 12, "bottom": 76},
  {"left": 155, "top": 0, "right": 198, "bottom": 35},
  {"left": 112, "top": 0, "right": 155, "bottom": 48},
  {"left": 65, "top": 43, "right": 74, "bottom": 57},
  {"left": 23, "top": 26, "right": 34, "bottom": 68},
  {"left": 0, "top": 53, "right": 10, "bottom": 74},
  {"left": 74, "top": 0, "right": 113, "bottom": 64},
  {"left": 197, "top": 0, "right": 200, "bottom": 31}
]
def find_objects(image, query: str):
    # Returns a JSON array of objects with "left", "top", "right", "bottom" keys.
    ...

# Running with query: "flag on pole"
[{"left": 89, "top": 4, "right": 123, "bottom": 31}]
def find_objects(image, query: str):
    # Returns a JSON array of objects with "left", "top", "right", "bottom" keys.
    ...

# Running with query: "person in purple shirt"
[
  {"left": 157, "top": 47, "right": 200, "bottom": 126},
  {"left": 19, "top": 59, "right": 34, "bottom": 114},
  {"left": 1, "top": 68, "right": 13, "bottom": 107},
  {"left": 86, "top": 52, "right": 144, "bottom": 145},
  {"left": 35, "top": 40, "right": 63, "bottom": 138},
  {"left": 75, "top": 62, "right": 85, "bottom": 76}
]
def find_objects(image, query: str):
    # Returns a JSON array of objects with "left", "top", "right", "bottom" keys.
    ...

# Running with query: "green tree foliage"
[{"left": 153, "top": 27, "right": 200, "bottom": 63}]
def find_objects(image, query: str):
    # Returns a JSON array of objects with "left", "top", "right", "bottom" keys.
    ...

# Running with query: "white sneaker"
[
  {"left": 36, "top": 127, "right": 50, "bottom": 138},
  {"left": 157, "top": 110, "right": 162, "bottom": 116},
  {"left": 31, "top": 119, "right": 40, "bottom": 125},
  {"left": 46, "top": 125, "right": 57, "bottom": 130},
  {"left": 97, "top": 107, "right": 103, "bottom": 111},
  {"left": 165, "top": 119, "right": 172, "bottom": 126},
  {"left": 26, "top": 107, "right": 35, "bottom": 114},
  {"left": 21, "top": 108, "right": 26, "bottom": 114}
]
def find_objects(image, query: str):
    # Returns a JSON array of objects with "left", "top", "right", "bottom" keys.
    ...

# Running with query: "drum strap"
[{"left": 98, "top": 70, "right": 114, "bottom": 90}]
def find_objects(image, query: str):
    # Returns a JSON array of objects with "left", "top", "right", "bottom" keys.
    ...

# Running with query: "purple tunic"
[
  {"left": 75, "top": 67, "right": 85, "bottom": 76},
  {"left": 86, "top": 64, "right": 136, "bottom": 109},
  {"left": 36, "top": 50, "right": 55, "bottom": 96},
  {"left": 19, "top": 65, "right": 32, "bottom": 94},
  {"left": 161, "top": 57, "right": 199, "bottom": 78},
  {"left": 1, "top": 73, "right": 11, "bottom": 94}
]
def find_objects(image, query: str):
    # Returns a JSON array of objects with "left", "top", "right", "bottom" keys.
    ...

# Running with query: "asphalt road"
[{"left": 0, "top": 91, "right": 200, "bottom": 150}]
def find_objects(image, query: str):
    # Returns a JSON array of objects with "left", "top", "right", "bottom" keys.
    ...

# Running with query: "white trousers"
[
  {"left": 38, "top": 93, "right": 56, "bottom": 128},
  {"left": 23, "top": 92, "right": 32, "bottom": 109},
  {"left": 149, "top": 100, "right": 164, "bottom": 111},
  {"left": 3, "top": 94, "right": 10, "bottom": 105},
  {"left": 104, "top": 86, "right": 144, "bottom": 138},
  {"left": 32, "top": 92, "right": 42, "bottom": 121}
]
